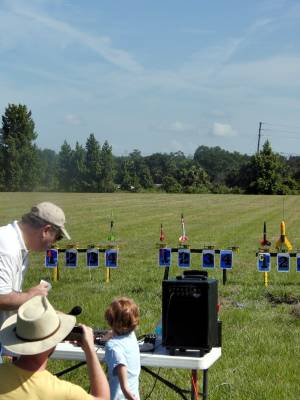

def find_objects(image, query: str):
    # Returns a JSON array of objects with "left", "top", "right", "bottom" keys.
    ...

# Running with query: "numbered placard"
[
  {"left": 45, "top": 249, "right": 58, "bottom": 268},
  {"left": 220, "top": 250, "right": 233, "bottom": 270},
  {"left": 202, "top": 250, "right": 215, "bottom": 269},
  {"left": 86, "top": 248, "right": 99, "bottom": 268},
  {"left": 159, "top": 248, "right": 172, "bottom": 267},
  {"left": 65, "top": 249, "right": 78, "bottom": 268},
  {"left": 257, "top": 252, "right": 271, "bottom": 272},
  {"left": 178, "top": 248, "right": 191, "bottom": 268},
  {"left": 277, "top": 253, "right": 290, "bottom": 272},
  {"left": 296, "top": 253, "right": 300, "bottom": 272},
  {"left": 105, "top": 249, "right": 118, "bottom": 268}
]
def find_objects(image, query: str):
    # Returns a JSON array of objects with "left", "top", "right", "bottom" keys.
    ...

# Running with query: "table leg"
[
  {"left": 191, "top": 369, "right": 198, "bottom": 400},
  {"left": 202, "top": 369, "right": 208, "bottom": 400}
]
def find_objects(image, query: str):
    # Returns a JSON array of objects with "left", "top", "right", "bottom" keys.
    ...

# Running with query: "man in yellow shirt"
[{"left": 0, "top": 295, "right": 110, "bottom": 400}]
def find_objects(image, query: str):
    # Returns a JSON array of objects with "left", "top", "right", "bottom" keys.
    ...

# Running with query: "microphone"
[
  {"left": 64, "top": 306, "right": 83, "bottom": 341},
  {"left": 68, "top": 306, "right": 82, "bottom": 316}
]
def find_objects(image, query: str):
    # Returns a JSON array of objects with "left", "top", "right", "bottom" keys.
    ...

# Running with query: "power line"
[
  {"left": 257, "top": 121, "right": 300, "bottom": 154},
  {"left": 262, "top": 122, "right": 300, "bottom": 131},
  {"left": 261, "top": 128, "right": 299, "bottom": 136},
  {"left": 262, "top": 133, "right": 300, "bottom": 140}
]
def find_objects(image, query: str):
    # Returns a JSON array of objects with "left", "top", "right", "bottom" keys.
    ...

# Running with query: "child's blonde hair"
[{"left": 105, "top": 297, "right": 139, "bottom": 335}]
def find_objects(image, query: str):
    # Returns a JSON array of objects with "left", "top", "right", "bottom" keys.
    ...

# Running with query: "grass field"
[{"left": 1, "top": 193, "right": 299, "bottom": 399}]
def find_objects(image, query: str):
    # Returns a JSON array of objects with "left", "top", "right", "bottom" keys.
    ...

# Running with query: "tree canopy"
[
  {"left": 1, "top": 103, "right": 300, "bottom": 194},
  {"left": 0, "top": 104, "right": 39, "bottom": 191}
]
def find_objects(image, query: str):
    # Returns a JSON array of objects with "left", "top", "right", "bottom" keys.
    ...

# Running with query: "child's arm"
[{"left": 116, "top": 364, "right": 138, "bottom": 400}]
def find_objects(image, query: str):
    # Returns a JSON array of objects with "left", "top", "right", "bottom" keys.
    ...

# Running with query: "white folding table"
[{"left": 52, "top": 342, "right": 221, "bottom": 399}]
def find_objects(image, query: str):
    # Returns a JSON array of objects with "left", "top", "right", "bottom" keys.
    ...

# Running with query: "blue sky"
[{"left": 0, "top": 0, "right": 300, "bottom": 156}]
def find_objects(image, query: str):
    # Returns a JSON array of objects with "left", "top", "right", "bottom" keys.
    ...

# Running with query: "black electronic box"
[{"left": 162, "top": 271, "right": 221, "bottom": 354}]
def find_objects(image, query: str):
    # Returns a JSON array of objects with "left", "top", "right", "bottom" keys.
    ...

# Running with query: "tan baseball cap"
[{"left": 31, "top": 202, "right": 71, "bottom": 240}]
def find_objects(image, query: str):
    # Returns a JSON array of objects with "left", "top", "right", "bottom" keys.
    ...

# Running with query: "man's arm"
[
  {"left": 0, "top": 283, "right": 49, "bottom": 310},
  {"left": 117, "top": 364, "right": 137, "bottom": 400},
  {"left": 80, "top": 324, "right": 110, "bottom": 400}
]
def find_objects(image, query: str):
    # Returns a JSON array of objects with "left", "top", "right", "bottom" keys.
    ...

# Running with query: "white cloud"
[
  {"left": 3, "top": 2, "right": 143, "bottom": 73},
  {"left": 169, "top": 121, "right": 193, "bottom": 132},
  {"left": 154, "top": 121, "right": 194, "bottom": 133},
  {"left": 212, "top": 123, "right": 237, "bottom": 137},
  {"left": 64, "top": 113, "right": 82, "bottom": 126}
]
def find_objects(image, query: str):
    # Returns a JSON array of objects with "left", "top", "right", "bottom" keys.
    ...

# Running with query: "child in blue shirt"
[{"left": 104, "top": 297, "right": 140, "bottom": 400}]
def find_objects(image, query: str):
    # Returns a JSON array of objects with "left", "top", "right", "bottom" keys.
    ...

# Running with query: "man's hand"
[
  {"left": 78, "top": 324, "right": 95, "bottom": 352},
  {"left": 0, "top": 283, "right": 49, "bottom": 310},
  {"left": 27, "top": 282, "right": 49, "bottom": 297},
  {"left": 77, "top": 324, "right": 110, "bottom": 400}
]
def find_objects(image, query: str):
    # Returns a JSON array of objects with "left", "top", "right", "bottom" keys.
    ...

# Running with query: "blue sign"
[
  {"left": 277, "top": 253, "right": 290, "bottom": 272},
  {"left": 178, "top": 248, "right": 191, "bottom": 268},
  {"left": 202, "top": 250, "right": 215, "bottom": 269},
  {"left": 65, "top": 249, "right": 78, "bottom": 268},
  {"left": 105, "top": 249, "right": 118, "bottom": 268},
  {"left": 257, "top": 252, "right": 271, "bottom": 272},
  {"left": 159, "top": 248, "right": 172, "bottom": 267},
  {"left": 86, "top": 249, "right": 99, "bottom": 268},
  {"left": 45, "top": 249, "right": 58, "bottom": 268},
  {"left": 220, "top": 250, "right": 233, "bottom": 270},
  {"left": 297, "top": 254, "right": 300, "bottom": 272}
]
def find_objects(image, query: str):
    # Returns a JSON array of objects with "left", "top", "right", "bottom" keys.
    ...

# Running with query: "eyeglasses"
[{"left": 51, "top": 226, "right": 63, "bottom": 242}]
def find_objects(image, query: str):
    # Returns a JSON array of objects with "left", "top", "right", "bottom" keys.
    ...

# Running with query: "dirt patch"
[
  {"left": 130, "top": 286, "right": 144, "bottom": 294},
  {"left": 290, "top": 304, "right": 300, "bottom": 318},
  {"left": 219, "top": 296, "right": 245, "bottom": 309},
  {"left": 266, "top": 292, "right": 300, "bottom": 305}
]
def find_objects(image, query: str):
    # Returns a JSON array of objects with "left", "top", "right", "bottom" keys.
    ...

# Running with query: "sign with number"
[
  {"left": 220, "top": 250, "right": 233, "bottom": 270},
  {"left": 159, "top": 248, "right": 172, "bottom": 267},
  {"left": 45, "top": 249, "right": 58, "bottom": 268},
  {"left": 257, "top": 252, "right": 271, "bottom": 272},
  {"left": 202, "top": 250, "right": 215, "bottom": 269},
  {"left": 65, "top": 249, "right": 78, "bottom": 268},
  {"left": 178, "top": 248, "right": 191, "bottom": 268},
  {"left": 277, "top": 253, "right": 290, "bottom": 272},
  {"left": 86, "top": 249, "right": 99, "bottom": 268},
  {"left": 296, "top": 254, "right": 300, "bottom": 273},
  {"left": 105, "top": 249, "right": 118, "bottom": 268}
]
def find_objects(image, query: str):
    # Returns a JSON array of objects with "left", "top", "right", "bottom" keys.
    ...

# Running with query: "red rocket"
[
  {"left": 260, "top": 221, "right": 271, "bottom": 247},
  {"left": 159, "top": 223, "right": 165, "bottom": 242},
  {"left": 179, "top": 214, "right": 189, "bottom": 244}
]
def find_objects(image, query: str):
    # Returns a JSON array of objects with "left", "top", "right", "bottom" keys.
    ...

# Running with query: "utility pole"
[{"left": 257, "top": 122, "right": 262, "bottom": 153}]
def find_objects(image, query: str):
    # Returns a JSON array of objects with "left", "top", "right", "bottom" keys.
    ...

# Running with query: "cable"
[
  {"left": 142, "top": 368, "right": 161, "bottom": 400},
  {"left": 263, "top": 122, "right": 300, "bottom": 130}
]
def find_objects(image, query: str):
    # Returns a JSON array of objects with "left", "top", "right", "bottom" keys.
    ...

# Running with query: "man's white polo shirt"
[{"left": 0, "top": 221, "right": 29, "bottom": 328}]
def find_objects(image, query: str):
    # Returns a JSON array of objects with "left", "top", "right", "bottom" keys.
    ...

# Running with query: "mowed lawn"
[{"left": 0, "top": 193, "right": 299, "bottom": 400}]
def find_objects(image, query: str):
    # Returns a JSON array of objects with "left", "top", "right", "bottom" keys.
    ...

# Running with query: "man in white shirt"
[{"left": 0, "top": 202, "right": 71, "bottom": 330}]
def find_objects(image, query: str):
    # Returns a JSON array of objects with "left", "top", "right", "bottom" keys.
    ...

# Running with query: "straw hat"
[{"left": 0, "top": 296, "right": 75, "bottom": 355}]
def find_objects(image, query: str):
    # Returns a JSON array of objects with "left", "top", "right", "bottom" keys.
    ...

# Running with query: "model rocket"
[
  {"left": 107, "top": 213, "right": 115, "bottom": 242},
  {"left": 275, "top": 220, "right": 292, "bottom": 251},
  {"left": 260, "top": 221, "right": 271, "bottom": 247},
  {"left": 159, "top": 223, "right": 165, "bottom": 242},
  {"left": 179, "top": 213, "right": 189, "bottom": 243}
]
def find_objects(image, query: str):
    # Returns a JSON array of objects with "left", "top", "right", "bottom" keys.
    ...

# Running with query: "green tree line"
[{"left": 0, "top": 104, "right": 299, "bottom": 194}]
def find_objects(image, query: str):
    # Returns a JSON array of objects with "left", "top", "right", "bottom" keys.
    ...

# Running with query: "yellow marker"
[
  {"left": 263, "top": 271, "right": 268, "bottom": 287},
  {"left": 105, "top": 268, "right": 111, "bottom": 283},
  {"left": 53, "top": 266, "right": 58, "bottom": 282},
  {"left": 275, "top": 221, "right": 292, "bottom": 251}
]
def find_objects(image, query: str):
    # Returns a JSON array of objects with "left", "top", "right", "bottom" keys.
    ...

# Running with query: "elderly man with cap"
[
  {"left": 0, "top": 295, "right": 110, "bottom": 400},
  {"left": 0, "top": 201, "right": 71, "bottom": 331}
]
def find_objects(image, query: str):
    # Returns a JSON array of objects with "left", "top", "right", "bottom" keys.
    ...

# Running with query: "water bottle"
[{"left": 155, "top": 318, "right": 162, "bottom": 344}]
